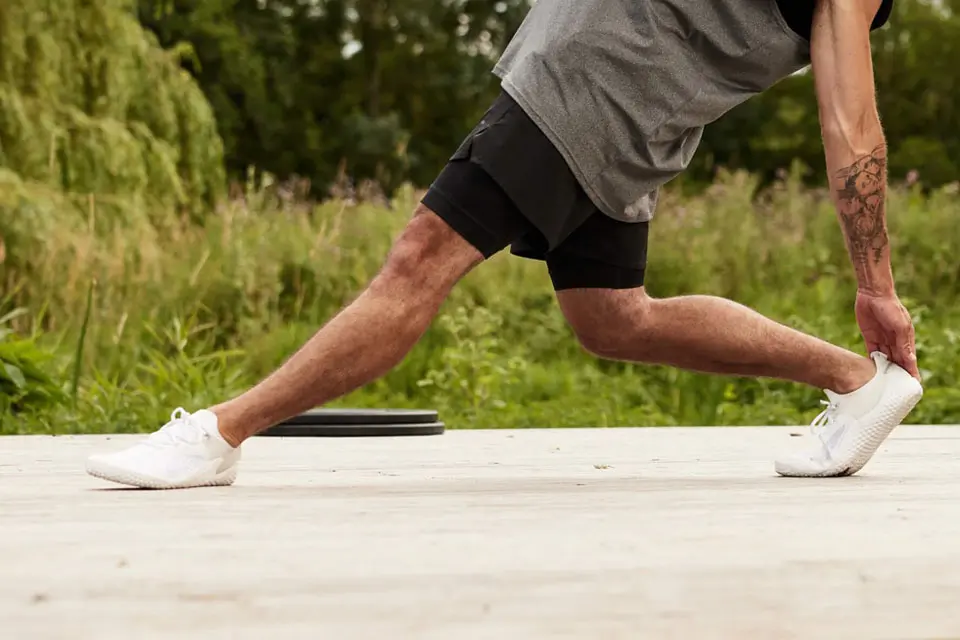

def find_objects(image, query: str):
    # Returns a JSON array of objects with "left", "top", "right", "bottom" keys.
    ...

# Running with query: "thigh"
[{"left": 545, "top": 212, "right": 650, "bottom": 291}]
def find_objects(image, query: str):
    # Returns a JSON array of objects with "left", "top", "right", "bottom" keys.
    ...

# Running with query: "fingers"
[
  {"left": 894, "top": 320, "right": 921, "bottom": 382},
  {"left": 867, "top": 339, "right": 892, "bottom": 361},
  {"left": 898, "top": 346, "right": 921, "bottom": 381}
]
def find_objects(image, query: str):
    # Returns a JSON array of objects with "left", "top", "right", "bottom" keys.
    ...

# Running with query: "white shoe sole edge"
[
  {"left": 775, "top": 374, "right": 923, "bottom": 478},
  {"left": 86, "top": 461, "right": 238, "bottom": 490}
]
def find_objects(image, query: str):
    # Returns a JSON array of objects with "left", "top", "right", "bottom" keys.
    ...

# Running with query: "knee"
[
  {"left": 559, "top": 289, "right": 655, "bottom": 359},
  {"left": 376, "top": 204, "right": 481, "bottom": 293},
  {"left": 573, "top": 320, "right": 646, "bottom": 360}
]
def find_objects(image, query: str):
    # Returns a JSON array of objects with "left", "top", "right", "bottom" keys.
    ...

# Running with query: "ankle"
[
  {"left": 831, "top": 357, "right": 877, "bottom": 395},
  {"left": 210, "top": 405, "right": 245, "bottom": 448},
  {"left": 219, "top": 428, "right": 243, "bottom": 449}
]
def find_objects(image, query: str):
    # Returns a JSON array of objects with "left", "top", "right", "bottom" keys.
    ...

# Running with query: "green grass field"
[{"left": 4, "top": 167, "right": 960, "bottom": 434}]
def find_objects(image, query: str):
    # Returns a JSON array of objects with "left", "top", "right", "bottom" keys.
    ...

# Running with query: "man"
[{"left": 87, "top": 0, "right": 922, "bottom": 489}]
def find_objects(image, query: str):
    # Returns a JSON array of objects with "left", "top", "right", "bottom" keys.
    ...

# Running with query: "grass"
[{"left": 4, "top": 166, "right": 960, "bottom": 434}]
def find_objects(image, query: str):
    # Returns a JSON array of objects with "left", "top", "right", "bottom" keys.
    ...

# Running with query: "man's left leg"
[
  {"left": 547, "top": 213, "right": 922, "bottom": 477},
  {"left": 559, "top": 287, "right": 875, "bottom": 394}
]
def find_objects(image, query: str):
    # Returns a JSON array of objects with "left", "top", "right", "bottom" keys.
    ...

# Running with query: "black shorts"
[{"left": 421, "top": 91, "right": 649, "bottom": 291}]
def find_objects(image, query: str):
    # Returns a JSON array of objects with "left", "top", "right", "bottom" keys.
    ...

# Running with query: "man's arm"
[
  {"left": 810, "top": 0, "right": 920, "bottom": 379},
  {"left": 810, "top": 0, "right": 893, "bottom": 295}
]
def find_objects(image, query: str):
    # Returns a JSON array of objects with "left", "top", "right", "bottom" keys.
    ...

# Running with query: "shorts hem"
[
  {"left": 548, "top": 256, "right": 646, "bottom": 291},
  {"left": 421, "top": 186, "right": 504, "bottom": 259}
]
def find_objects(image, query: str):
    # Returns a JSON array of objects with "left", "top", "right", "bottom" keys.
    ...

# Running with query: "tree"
[{"left": 137, "top": 0, "right": 527, "bottom": 196}]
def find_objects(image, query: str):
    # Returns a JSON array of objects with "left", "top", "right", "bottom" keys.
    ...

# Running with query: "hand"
[{"left": 855, "top": 290, "right": 920, "bottom": 380}]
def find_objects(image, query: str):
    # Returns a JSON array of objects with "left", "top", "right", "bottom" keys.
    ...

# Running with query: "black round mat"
[
  {"left": 257, "top": 408, "right": 444, "bottom": 437},
  {"left": 279, "top": 408, "right": 439, "bottom": 426},
  {"left": 260, "top": 422, "right": 445, "bottom": 438}
]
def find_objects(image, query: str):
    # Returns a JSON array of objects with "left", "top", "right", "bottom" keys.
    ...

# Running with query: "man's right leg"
[
  {"left": 85, "top": 105, "right": 542, "bottom": 488},
  {"left": 85, "top": 205, "right": 487, "bottom": 489},
  {"left": 211, "top": 205, "right": 483, "bottom": 447}
]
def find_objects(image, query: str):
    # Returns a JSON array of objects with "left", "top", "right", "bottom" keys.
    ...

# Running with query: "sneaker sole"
[
  {"left": 775, "top": 372, "right": 923, "bottom": 478},
  {"left": 86, "top": 461, "right": 238, "bottom": 490}
]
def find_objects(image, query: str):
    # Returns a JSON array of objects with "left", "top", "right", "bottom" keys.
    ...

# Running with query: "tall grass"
[{"left": 4, "top": 167, "right": 960, "bottom": 434}]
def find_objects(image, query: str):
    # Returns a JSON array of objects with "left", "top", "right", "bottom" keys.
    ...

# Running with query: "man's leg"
[
  {"left": 544, "top": 209, "right": 921, "bottom": 477},
  {"left": 540, "top": 209, "right": 875, "bottom": 394},
  {"left": 86, "top": 94, "right": 546, "bottom": 488},
  {"left": 85, "top": 205, "right": 493, "bottom": 488},
  {"left": 557, "top": 285, "right": 926, "bottom": 476},
  {"left": 211, "top": 206, "right": 483, "bottom": 446},
  {"left": 558, "top": 287, "right": 875, "bottom": 393},
  {"left": 557, "top": 283, "right": 927, "bottom": 479}
]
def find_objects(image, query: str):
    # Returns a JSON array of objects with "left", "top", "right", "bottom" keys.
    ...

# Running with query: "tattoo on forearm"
[{"left": 835, "top": 144, "right": 889, "bottom": 278}]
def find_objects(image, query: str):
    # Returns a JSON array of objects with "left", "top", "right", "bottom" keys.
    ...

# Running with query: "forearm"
[
  {"left": 823, "top": 131, "right": 895, "bottom": 295},
  {"left": 811, "top": 0, "right": 894, "bottom": 295}
]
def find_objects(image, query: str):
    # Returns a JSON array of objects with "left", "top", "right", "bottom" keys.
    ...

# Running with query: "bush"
[{"left": 0, "top": 308, "right": 64, "bottom": 424}]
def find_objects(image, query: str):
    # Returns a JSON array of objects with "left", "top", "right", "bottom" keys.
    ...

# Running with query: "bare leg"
[
  {"left": 558, "top": 288, "right": 876, "bottom": 393},
  {"left": 212, "top": 206, "right": 482, "bottom": 446}
]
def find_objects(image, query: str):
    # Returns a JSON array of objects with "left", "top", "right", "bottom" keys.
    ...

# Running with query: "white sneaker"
[
  {"left": 86, "top": 408, "right": 240, "bottom": 489},
  {"left": 775, "top": 352, "right": 922, "bottom": 478}
]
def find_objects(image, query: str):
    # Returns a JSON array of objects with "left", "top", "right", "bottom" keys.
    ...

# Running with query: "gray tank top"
[{"left": 494, "top": 0, "right": 813, "bottom": 223}]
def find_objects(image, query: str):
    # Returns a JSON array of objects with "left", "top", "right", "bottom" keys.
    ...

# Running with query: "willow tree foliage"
[{"left": 0, "top": 0, "right": 225, "bottom": 211}]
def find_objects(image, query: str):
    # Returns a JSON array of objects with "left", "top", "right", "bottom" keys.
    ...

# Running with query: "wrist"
[
  {"left": 853, "top": 253, "right": 895, "bottom": 297},
  {"left": 857, "top": 278, "right": 895, "bottom": 297}
]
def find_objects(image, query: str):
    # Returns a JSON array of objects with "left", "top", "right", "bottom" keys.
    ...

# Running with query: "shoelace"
[
  {"left": 148, "top": 407, "right": 209, "bottom": 446},
  {"left": 809, "top": 399, "right": 847, "bottom": 450}
]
